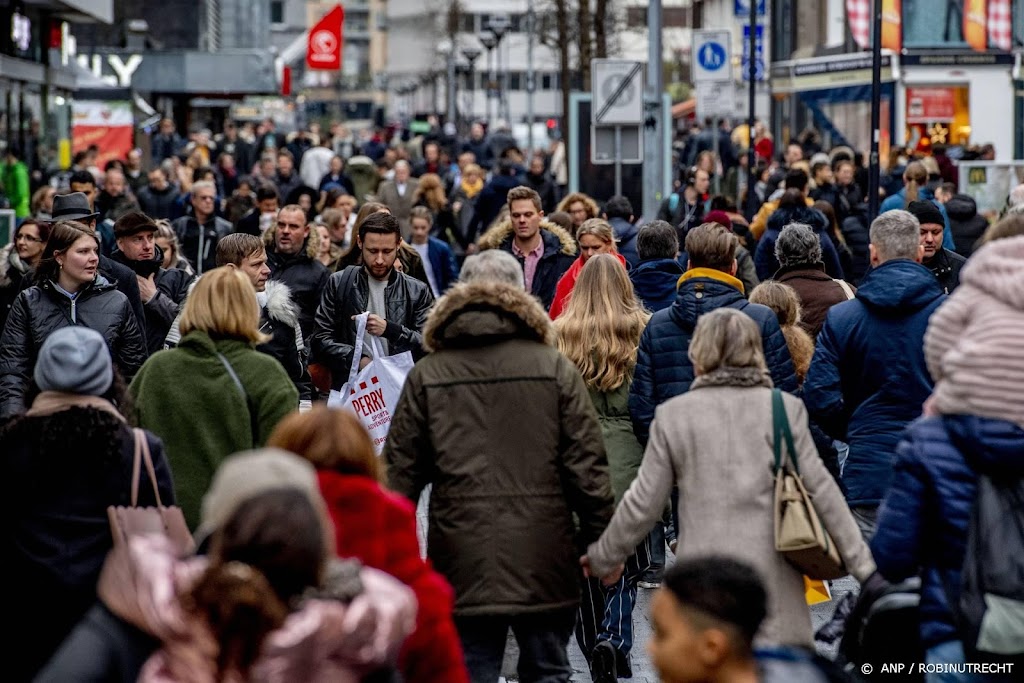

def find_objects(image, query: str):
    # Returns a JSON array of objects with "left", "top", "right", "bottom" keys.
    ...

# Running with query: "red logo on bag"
[{"left": 371, "top": 376, "right": 379, "bottom": 384}]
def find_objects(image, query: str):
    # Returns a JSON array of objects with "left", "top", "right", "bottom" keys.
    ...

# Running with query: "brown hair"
[
  {"left": 336, "top": 201, "right": 390, "bottom": 269},
  {"left": 506, "top": 186, "right": 543, "bottom": 212},
  {"left": 979, "top": 214, "right": 1024, "bottom": 245},
  {"left": 411, "top": 173, "right": 448, "bottom": 213},
  {"left": 216, "top": 233, "right": 265, "bottom": 267},
  {"left": 684, "top": 222, "right": 738, "bottom": 271},
  {"left": 812, "top": 200, "right": 845, "bottom": 245},
  {"left": 556, "top": 192, "right": 599, "bottom": 218},
  {"left": 179, "top": 267, "right": 270, "bottom": 344},
  {"left": 36, "top": 220, "right": 98, "bottom": 283},
  {"left": 749, "top": 281, "right": 814, "bottom": 383},
  {"left": 267, "top": 405, "right": 383, "bottom": 482},
  {"left": 903, "top": 161, "right": 928, "bottom": 206}
]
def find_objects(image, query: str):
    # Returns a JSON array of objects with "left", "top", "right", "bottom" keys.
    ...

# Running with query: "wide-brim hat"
[{"left": 51, "top": 192, "right": 100, "bottom": 222}]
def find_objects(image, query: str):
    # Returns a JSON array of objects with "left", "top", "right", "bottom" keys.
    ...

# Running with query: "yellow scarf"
[{"left": 461, "top": 177, "right": 483, "bottom": 199}]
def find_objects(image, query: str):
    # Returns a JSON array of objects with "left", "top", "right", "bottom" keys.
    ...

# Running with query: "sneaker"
[
  {"left": 638, "top": 565, "right": 663, "bottom": 589},
  {"left": 615, "top": 648, "right": 633, "bottom": 678},
  {"left": 590, "top": 641, "right": 617, "bottom": 683}
]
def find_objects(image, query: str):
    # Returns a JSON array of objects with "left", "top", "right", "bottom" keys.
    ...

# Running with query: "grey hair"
[
  {"left": 869, "top": 210, "right": 921, "bottom": 262},
  {"left": 191, "top": 180, "right": 217, "bottom": 195},
  {"left": 1009, "top": 183, "right": 1024, "bottom": 208},
  {"left": 637, "top": 220, "right": 679, "bottom": 261},
  {"left": 688, "top": 308, "right": 767, "bottom": 375},
  {"left": 394, "top": 160, "right": 411, "bottom": 171},
  {"left": 459, "top": 250, "right": 525, "bottom": 289},
  {"left": 775, "top": 223, "right": 822, "bottom": 267}
]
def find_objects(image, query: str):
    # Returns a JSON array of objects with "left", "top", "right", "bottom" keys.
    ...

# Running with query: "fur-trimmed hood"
[
  {"left": 0, "top": 243, "right": 29, "bottom": 288},
  {"left": 422, "top": 280, "right": 555, "bottom": 352},
  {"left": 261, "top": 279, "right": 300, "bottom": 328},
  {"left": 263, "top": 222, "right": 320, "bottom": 260},
  {"left": 476, "top": 217, "right": 577, "bottom": 257}
]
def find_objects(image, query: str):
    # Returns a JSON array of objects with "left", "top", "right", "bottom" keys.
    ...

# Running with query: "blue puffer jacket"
[
  {"left": 628, "top": 269, "right": 798, "bottom": 443},
  {"left": 609, "top": 217, "right": 641, "bottom": 269},
  {"left": 871, "top": 415, "right": 1024, "bottom": 649},
  {"left": 879, "top": 186, "right": 955, "bottom": 251},
  {"left": 803, "top": 259, "right": 945, "bottom": 506},
  {"left": 753, "top": 204, "right": 844, "bottom": 282},
  {"left": 629, "top": 258, "right": 685, "bottom": 313}
]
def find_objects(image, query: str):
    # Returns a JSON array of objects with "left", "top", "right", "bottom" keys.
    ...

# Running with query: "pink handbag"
[{"left": 107, "top": 428, "right": 195, "bottom": 555}]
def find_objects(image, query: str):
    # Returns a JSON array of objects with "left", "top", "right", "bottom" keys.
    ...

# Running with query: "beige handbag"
[
  {"left": 772, "top": 390, "right": 846, "bottom": 580},
  {"left": 107, "top": 428, "right": 195, "bottom": 555}
]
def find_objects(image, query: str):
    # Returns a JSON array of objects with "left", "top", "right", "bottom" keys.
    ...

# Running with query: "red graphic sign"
[
  {"left": 306, "top": 4, "right": 344, "bottom": 71},
  {"left": 906, "top": 87, "right": 956, "bottom": 124}
]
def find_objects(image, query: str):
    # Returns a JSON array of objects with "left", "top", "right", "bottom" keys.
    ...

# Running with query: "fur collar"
[
  {"left": 261, "top": 280, "right": 299, "bottom": 328},
  {"left": 690, "top": 366, "right": 773, "bottom": 390},
  {"left": 0, "top": 243, "right": 28, "bottom": 287},
  {"left": 477, "top": 217, "right": 577, "bottom": 256},
  {"left": 423, "top": 281, "right": 555, "bottom": 351}
]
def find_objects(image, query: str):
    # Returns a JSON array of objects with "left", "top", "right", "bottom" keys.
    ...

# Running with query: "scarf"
[
  {"left": 690, "top": 366, "right": 773, "bottom": 391},
  {"left": 460, "top": 177, "right": 483, "bottom": 199},
  {"left": 26, "top": 391, "right": 126, "bottom": 421}
]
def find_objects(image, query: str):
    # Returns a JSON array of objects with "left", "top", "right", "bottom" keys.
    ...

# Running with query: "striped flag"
[
  {"left": 988, "top": 0, "right": 1013, "bottom": 51},
  {"left": 846, "top": 0, "right": 871, "bottom": 49}
]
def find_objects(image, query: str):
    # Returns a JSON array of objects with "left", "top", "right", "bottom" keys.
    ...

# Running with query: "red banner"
[
  {"left": 906, "top": 88, "right": 956, "bottom": 124},
  {"left": 306, "top": 4, "right": 344, "bottom": 71}
]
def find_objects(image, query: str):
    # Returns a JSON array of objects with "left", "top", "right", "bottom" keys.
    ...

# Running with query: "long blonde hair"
[
  {"left": 411, "top": 173, "right": 448, "bottom": 213},
  {"left": 749, "top": 281, "right": 814, "bottom": 384},
  {"left": 555, "top": 254, "right": 650, "bottom": 391},
  {"left": 180, "top": 267, "right": 270, "bottom": 345}
]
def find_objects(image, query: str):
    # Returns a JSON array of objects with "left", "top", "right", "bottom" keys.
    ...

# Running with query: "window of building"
[
  {"left": 459, "top": 13, "right": 475, "bottom": 34},
  {"left": 542, "top": 73, "right": 553, "bottom": 90},
  {"left": 270, "top": 0, "right": 284, "bottom": 24},
  {"left": 509, "top": 72, "right": 522, "bottom": 90}
]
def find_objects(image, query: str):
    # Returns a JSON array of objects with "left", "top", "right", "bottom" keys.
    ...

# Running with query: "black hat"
[
  {"left": 114, "top": 211, "right": 158, "bottom": 239},
  {"left": 51, "top": 192, "right": 100, "bottom": 222},
  {"left": 906, "top": 200, "right": 944, "bottom": 227}
]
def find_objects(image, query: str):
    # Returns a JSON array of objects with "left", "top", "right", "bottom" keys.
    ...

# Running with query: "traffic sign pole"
[
  {"left": 614, "top": 126, "right": 623, "bottom": 196},
  {"left": 746, "top": 0, "right": 757, "bottom": 221},
  {"left": 643, "top": 0, "right": 664, "bottom": 222}
]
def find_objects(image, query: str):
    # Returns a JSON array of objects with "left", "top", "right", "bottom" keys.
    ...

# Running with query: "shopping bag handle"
[{"left": 347, "top": 312, "right": 388, "bottom": 390}]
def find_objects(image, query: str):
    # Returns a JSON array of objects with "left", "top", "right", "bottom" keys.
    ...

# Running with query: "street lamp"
[
  {"left": 437, "top": 39, "right": 457, "bottom": 128},
  {"left": 487, "top": 14, "right": 511, "bottom": 124},
  {"left": 479, "top": 32, "right": 498, "bottom": 124},
  {"left": 461, "top": 46, "right": 482, "bottom": 126}
]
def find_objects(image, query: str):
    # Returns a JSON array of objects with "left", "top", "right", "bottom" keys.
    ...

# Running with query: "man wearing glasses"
[{"left": 171, "top": 180, "right": 232, "bottom": 274}]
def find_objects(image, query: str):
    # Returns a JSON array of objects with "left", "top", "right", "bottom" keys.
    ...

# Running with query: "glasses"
[{"left": 195, "top": 195, "right": 215, "bottom": 202}]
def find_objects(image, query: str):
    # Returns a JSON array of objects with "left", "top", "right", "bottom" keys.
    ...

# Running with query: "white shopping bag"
[{"left": 328, "top": 312, "right": 414, "bottom": 453}]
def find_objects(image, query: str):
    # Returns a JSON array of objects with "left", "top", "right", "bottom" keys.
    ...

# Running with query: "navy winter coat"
[
  {"left": 630, "top": 258, "right": 685, "bottom": 313},
  {"left": 803, "top": 259, "right": 945, "bottom": 507},
  {"left": 628, "top": 270, "right": 798, "bottom": 443},
  {"left": 871, "top": 415, "right": 1024, "bottom": 649},
  {"left": 753, "top": 205, "right": 844, "bottom": 282},
  {"left": 609, "top": 217, "right": 641, "bottom": 269}
]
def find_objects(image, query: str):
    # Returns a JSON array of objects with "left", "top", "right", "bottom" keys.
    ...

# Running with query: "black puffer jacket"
[
  {"left": 263, "top": 230, "right": 330, "bottom": 341},
  {"left": 945, "top": 194, "right": 989, "bottom": 258},
  {"left": 311, "top": 265, "right": 434, "bottom": 389},
  {"left": 0, "top": 243, "right": 31, "bottom": 333},
  {"left": 109, "top": 248, "right": 194, "bottom": 355},
  {"left": 0, "top": 278, "right": 147, "bottom": 417},
  {"left": 258, "top": 280, "right": 313, "bottom": 407}
]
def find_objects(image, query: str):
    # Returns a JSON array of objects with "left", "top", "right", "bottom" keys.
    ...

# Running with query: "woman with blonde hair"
[
  {"left": 555, "top": 253, "right": 651, "bottom": 681},
  {"left": 268, "top": 407, "right": 469, "bottom": 683},
  {"left": 548, "top": 218, "right": 625, "bottom": 319},
  {"left": 130, "top": 266, "right": 298, "bottom": 528},
  {"left": 749, "top": 281, "right": 814, "bottom": 384},
  {"left": 153, "top": 220, "right": 194, "bottom": 275},
  {"left": 556, "top": 191, "right": 600, "bottom": 229},
  {"left": 583, "top": 307, "right": 875, "bottom": 652}
]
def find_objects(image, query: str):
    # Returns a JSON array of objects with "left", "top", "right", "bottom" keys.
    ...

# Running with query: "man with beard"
[{"left": 264, "top": 204, "right": 330, "bottom": 341}]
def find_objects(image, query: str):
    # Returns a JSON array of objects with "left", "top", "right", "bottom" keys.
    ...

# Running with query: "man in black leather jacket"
[
  {"left": 109, "top": 212, "right": 194, "bottom": 354},
  {"left": 311, "top": 212, "right": 434, "bottom": 390}
]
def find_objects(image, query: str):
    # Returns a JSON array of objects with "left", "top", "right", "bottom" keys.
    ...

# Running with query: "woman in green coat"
[
  {"left": 555, "top": 254, "right": 652, "bottom": 683},
  {"left": 130, "top": 267, "right": 298, "bottom": 529}
]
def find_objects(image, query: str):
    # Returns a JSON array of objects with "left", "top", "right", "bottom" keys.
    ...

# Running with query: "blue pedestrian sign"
[
  {"left": 734, "top": 0, "right": 766, "bottom": 17},
  {"left": 742, "top": 25, "right": 765, "bottom": 82},
  {"left": 692, "top": 29, "right": 733, "bottom": 84}
]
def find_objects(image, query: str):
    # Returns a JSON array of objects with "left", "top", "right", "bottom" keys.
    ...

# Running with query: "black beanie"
[{"left": 906, "top": 200, "right": 944, "bottom": 227}]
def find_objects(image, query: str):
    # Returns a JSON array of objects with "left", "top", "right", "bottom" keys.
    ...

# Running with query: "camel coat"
[{"left": 587, "top": 368, "right": 875, "bottom": 648}]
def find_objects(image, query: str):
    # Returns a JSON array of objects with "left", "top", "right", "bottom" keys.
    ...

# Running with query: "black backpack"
[
  {"left": 840, "top": 576, "right": 924, "bottom": 682},
  {"left": 953, "top": 472, "right": 1024, "bottom": 663}
]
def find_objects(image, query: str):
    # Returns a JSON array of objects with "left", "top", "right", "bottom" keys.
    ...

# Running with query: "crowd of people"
[{"left": 2, "top": 113, "right": 1024, "bottom": 683}]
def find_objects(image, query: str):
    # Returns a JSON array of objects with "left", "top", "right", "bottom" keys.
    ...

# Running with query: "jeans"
[
  {"left": 455, "top": 608, "right": 575, "bottom": 683},
  {"left": 925, "top": 640, "right": 1013, "bottom": 683}
]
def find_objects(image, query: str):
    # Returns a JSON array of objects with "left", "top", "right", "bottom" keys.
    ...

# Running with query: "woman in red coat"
[
  {"left": 269, "top": 406, "right": 469, "bottom": 683},
  {"left": 548, "top": 218, "right": 627, "bottom": 319}
]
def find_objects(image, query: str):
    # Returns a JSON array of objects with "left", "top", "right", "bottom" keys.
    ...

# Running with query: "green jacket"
[
  {"left": 1, "top": 161, "right": 30, "bottom": 218},
  {"left": 129, "top": 330, "right": 298, "bottom": 528},
  {"left": 589, "top": 381, "right": 644, "bottom": 504}
]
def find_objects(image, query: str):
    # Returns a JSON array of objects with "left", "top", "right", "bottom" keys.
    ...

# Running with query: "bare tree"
[{"left": 594, "top": 0, "right": 609, "bottom": 58}]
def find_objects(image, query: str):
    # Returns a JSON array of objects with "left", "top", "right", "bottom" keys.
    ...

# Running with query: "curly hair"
[{"left": 555, "top": 192, "right": 599, "bottom": 220}]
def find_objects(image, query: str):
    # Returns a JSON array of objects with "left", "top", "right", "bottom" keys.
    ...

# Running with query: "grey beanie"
[{"left": 34, "top": 327, "right": 113, "bottom": 396}]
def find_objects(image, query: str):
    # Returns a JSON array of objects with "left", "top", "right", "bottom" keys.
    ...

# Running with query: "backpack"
[
  {"left": 840, "top": 576, "right": 924, "bottom": 681},
  {"left": 954, "top": 472, "right": 1024, "bottom": 663}
]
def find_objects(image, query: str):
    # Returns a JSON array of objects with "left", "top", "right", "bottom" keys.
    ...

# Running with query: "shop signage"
[
  {"left": 770, "top": 54, "right": 894, "bottom": 94},
  {"left": 902, "top": 53, "right": 1016, "bottom": 67},
  {"left": 906, "top": 87, "right": 955, "bottom": 123},
  {"left": 306, "top": 4, "right": 345, "bottom": 71}
]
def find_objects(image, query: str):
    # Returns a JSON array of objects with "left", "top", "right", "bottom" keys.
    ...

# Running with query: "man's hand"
[
  {"left": 452, "top": 200, "right": 463, "bottom": 214},
  {"left": 358, "top": 356, "right": 372, "bottom": 370},
  {"left": 364, "top": 314, "right": 388, "bottom": 337},
  {"left": 466, "top": 243, "right": 480, "bottom": 256},
  {"left": 137, "top": 274, "right": 157, "bottom": 303},
  {"left": 580, "top": 555, "right": 625, "bottom": 587}
]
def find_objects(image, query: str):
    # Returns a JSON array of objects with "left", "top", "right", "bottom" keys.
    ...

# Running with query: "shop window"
[
  {"left": 509, "top": 72, "right": 522, "bottom": 91},
  {"left": 270, "top": 0, "right": 284, "bottom": 25},
  {"left": 905, "top": 85, "right": 970, "bottom": 152},
  {"left": 903, "top": 0, "right": 968, "bottom": 48}
]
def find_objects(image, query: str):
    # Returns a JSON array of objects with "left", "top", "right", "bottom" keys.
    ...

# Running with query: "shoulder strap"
[
  {"left": 772, "top": 389, "right": 799, "bottom": 475},
  {"left": 833, "top": 278, "right": 855, "bottom": 300},
  {"left": 216, "top": 351, "right": 259, "bottom": 446},
  {"left": 131, "top": 428, "right": 164, "bottom": 507}
]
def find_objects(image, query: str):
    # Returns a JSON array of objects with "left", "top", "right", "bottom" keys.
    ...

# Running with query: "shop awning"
[
  {"left": 672, "top": 98, "right": 696, "bottom": 119},
  {"left": 770, "top": 51, "right": 898, "bottom": 94}
]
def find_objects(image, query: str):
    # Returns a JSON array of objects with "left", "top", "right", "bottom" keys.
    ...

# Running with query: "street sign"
[
  {"left": 695, "top": 81, "right": 736, "bottom": 121},
  {"left": 592, "top": 125, "right": 643, "bottom": 164},
  {"left": 692, "top": 30, "right": 732, "bottom": 84},
  {"left": 592, "top": 59, "right": 645, "bottom": 125},
  {"left": 734, "top": 0, "right": 766, "bottom": 17},
  {"left": 741, "top": 25, "right": 765, "bottom": 82}
]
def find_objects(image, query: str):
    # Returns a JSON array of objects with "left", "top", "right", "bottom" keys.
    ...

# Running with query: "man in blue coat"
[
  {"left": 629, "top": 221, "right": 683, "bottom": 313},
  {"left": 804, "top": 209, "right": 945, "bottom": 536},
  {"left": 629, "top": 222, "right": 798, "bottom": 444}
]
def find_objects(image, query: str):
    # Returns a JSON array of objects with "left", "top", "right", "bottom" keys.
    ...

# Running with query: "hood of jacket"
[
  {"left": 855, "top": 259, "right": 944, "bottom": 314},
  {"left": 263, "top": 224, "right": 321, "bottom": 260},
  {"left": 609, "top": 216, "right": 639, "bottom": 242},
  {"left": 958, "top": 234, "right": 1024, "bottom": 310},
  {"left": 261, "top": 279, "right": 300, "bottom": 328},
  {"left": 0, "top": 242, "right": 28, "bottom": 287},
  {"left": 944, "top": 194, "right": 978, "bottom": 220},
  {"left": 669, "top": 268, "right": 747, "bottom": 330},
  {"left": 632, "top": 257, "right": 684, "bottom": 282},
  {"left": 477, "top": 217, "right": 577, "bottom": 256},
  {"left": 766, "top": 204, "right": 829, "bottom": 235},
  {"left": 423, "top": 280, "right": 555, "bottom": 351},
  {"left": 945, "top": 414, "right": 1024, "bottom": 477}
]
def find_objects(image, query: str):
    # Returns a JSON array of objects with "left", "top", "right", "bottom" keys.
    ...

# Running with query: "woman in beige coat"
[{"left": 583, "top": 308, "right": 875, "bottom": 648}]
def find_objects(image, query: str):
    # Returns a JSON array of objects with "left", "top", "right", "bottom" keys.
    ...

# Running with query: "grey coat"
[{"left": 587, "top": 372, "right": 875, "bottom": 648}]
